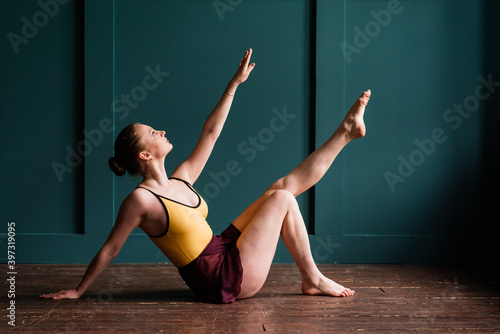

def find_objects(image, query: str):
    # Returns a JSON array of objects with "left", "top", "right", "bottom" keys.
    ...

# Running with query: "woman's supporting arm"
[
  {"left": 72, "top": 243, "right": 119, "bottom": 298},
  {"left": 172, "top": 49, "right": 255, "bottom": 184},
  {"left": 40, "top": 192, "right": 146, "bottom": 300}
]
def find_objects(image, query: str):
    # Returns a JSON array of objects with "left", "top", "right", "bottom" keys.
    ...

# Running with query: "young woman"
[{"left": 41, "top": 49, "right": 370, "bottom": 303}]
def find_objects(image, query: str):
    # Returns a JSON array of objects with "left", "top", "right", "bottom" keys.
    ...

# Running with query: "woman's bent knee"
[{"left": 268, "top": 189, "right": 296, "bottom": 208}]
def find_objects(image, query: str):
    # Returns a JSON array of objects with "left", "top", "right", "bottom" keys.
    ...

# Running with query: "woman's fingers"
[
  {"left": 40, "top": 291, "right": 59, "bottom": 298},
  {"left": 243, "top": 48, "right": 252, "bottom": 68},
  {"left": 39, "top": 289, "right": 79, "bottom": 300},
  {"left": 39, "top": 293, "right": 51, "bottom": 299},
  {"left": 239, "top": 49, "right": 252, "bottom": 68}
]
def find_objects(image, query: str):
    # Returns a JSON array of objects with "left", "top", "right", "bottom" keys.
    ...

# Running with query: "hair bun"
[{"left": 108, "top": 157, "right": 126, "bottom": 176}]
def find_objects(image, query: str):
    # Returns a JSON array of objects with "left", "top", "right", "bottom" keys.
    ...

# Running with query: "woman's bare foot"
[
  {"left": 302, "top": 274, "right": 355, "bottom": 297},
  {"left": 342, "top": 89, "right": 371, "bottom": 140}
]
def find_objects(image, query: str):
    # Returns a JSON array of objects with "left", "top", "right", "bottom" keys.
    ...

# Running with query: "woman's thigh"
[
  {"left": 235, "top": 189, "right": 295, "bottom": 299},
  {"left": 231, "top": 178, "right": 287, "bottom": 233}
]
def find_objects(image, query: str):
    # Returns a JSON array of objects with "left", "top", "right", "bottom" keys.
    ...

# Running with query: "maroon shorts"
[{"left": 177, "top": 224, "right": 243, "bottom": 304}]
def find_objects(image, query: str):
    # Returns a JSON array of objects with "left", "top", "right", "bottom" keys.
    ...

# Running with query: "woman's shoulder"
[{"left": 120, "top": 187, "right": 157, "bottom": 212}]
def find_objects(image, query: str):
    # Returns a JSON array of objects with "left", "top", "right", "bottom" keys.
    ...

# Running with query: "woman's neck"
[{"left": 142, "top": 160, "right": 169, "bottom": 186}]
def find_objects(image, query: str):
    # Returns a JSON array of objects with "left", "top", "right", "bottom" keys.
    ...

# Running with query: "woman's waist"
[{"left": 149, "top": 229, "right": 213, "bottom": 267}]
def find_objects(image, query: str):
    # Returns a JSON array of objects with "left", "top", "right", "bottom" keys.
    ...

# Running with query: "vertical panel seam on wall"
[
  {"left": 77, "top": 0, "right": 85, "bottom": 234},
  {"left": 111, "top": 0, "right": 116, "bottom": 224},
  {"left": 309, "top": 0, "right": 317, "bottom": 235},
  {"left": 341, "top": 0, "right": 346, "bottom": 236}
]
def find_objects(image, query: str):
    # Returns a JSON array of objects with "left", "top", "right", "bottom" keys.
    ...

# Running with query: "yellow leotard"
[{"left": 138, "top": 178, "right": 213, "bottom": 267}]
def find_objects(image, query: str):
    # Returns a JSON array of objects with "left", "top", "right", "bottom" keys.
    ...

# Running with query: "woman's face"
[{"left": 136, "top": 124, "right": 173, "bottom": 158}]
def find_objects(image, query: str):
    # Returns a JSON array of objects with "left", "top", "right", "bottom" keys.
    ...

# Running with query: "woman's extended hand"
[
  {"left": 40, "top": 289, "right": 80, "bottom": 300},
  {"left": 231, "top": 48, "right": 255, "bottom": 85}
]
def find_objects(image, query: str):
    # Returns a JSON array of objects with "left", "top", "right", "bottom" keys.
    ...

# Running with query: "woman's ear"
[{"left": 139, "top": 151, "right": 152, "bottom": 161}]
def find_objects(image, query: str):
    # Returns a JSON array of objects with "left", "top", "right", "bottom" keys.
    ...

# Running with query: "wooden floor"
[{"left": 4, "top": 264, "right": 500, "bottom": 333}]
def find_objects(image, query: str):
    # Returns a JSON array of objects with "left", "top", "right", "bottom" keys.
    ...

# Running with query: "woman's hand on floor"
[{"left": 40, "top": 289, "right": 80, "bottom": 300}]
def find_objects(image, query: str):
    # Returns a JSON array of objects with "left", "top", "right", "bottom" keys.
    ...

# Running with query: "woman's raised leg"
[
  {"left": 232, "top": 89, "right": 371, "bottom": 232},
  {"left": 233, "top": 90, "right": 371, "bottom": 299}
]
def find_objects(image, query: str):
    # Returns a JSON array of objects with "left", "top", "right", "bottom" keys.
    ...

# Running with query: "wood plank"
[{"left": 4, "top": 264, "right": 500, "bottom": 333}]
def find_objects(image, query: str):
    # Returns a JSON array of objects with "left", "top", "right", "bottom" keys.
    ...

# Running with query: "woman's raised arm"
[
  {"left": 172, "top": 48, "right": 255, "bottom": 184},
  {"left": 40, "top": 191, "right": 147, "bottom": 300}
]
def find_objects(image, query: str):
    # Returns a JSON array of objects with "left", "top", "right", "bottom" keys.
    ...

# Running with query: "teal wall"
[{"left": 1, "top": 0, "right": 498, "bottom": 264}]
